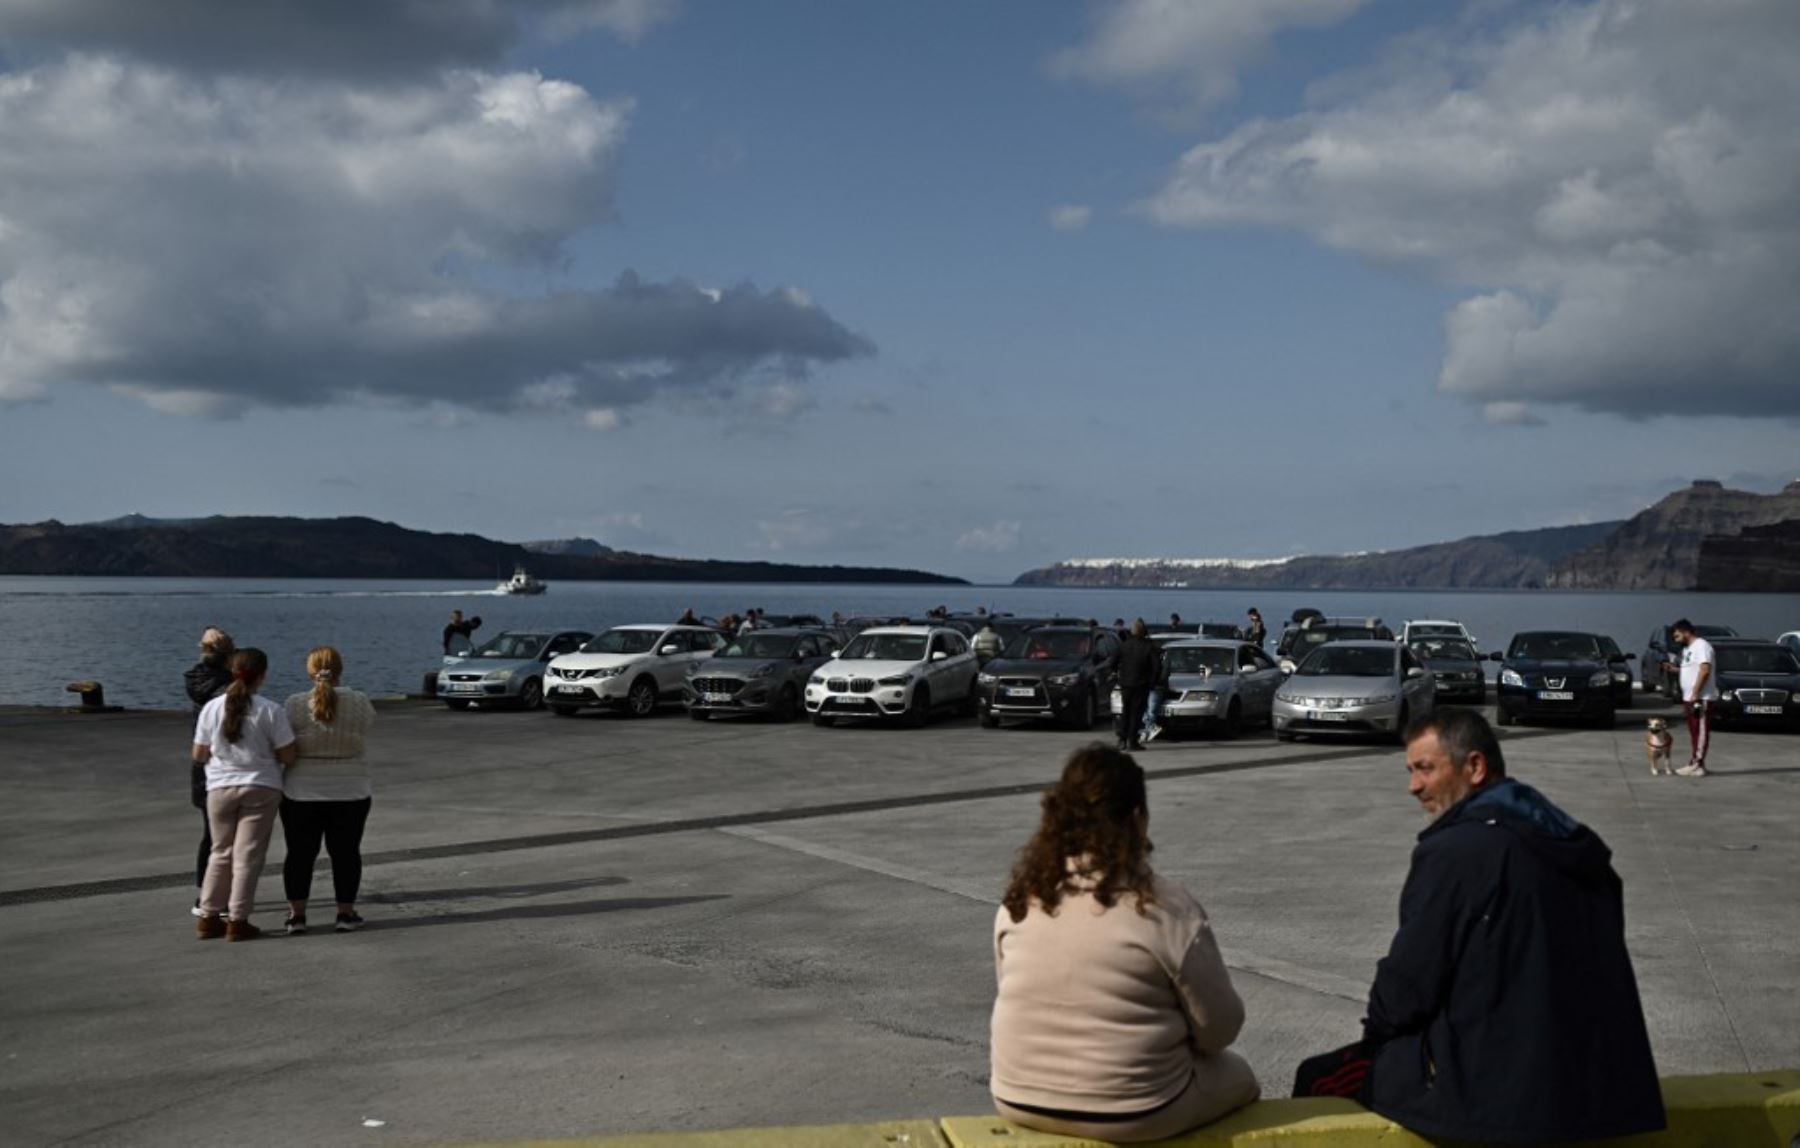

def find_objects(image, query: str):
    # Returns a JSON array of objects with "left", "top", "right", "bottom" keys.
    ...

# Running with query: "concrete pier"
[{"left": 1, "top": 700, "right": 1794, "bottom": 1146}]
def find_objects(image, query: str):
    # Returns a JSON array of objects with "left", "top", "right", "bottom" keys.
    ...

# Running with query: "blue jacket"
[{"left": 1362, "top": 778, "right": 1665, "bottom": 1143}]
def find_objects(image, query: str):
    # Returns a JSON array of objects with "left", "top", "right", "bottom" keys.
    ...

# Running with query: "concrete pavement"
[{"left": 1, "top": 698, "right": 1795, "bottom": 1146}]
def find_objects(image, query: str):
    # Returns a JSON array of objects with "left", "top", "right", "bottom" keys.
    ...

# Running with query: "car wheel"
[
  {"left": 445, "top": 700, "right": 471, "bottom": 711},
  {"left": 1617, "top": 687, "right": 1634, "bottom": 710},
  {"left": 518, "top": 677, "right": 544, "bottom": 711},
  {"left": 1391, "top": 704, "right": 1409, "bottom": 745},
  {"left": 1221, "top": 700, "right": 1243, "bottom": 740},
  {"left": 688, "top": 706, "right": 709, "bottom": 721},
  {"left": 1276, "top": 730, "right": 1296, "bottom": 742},
  {"left": 1067, "top": 689, "right": 1097, "bottom": 730},
  {"left": 550, "top": 705, "right": 577, "bottom": 717},
  {"left": 812, "top": 712, "right": 835, "bottom": 728},
  {"left": 980, "top": 710, "right": 1000, "bottom": 729},
  {"left": 1495, "top": 705, "right": 1514, "bottom": 727},
  {"left": 1595, "top": 704, "right": 1616, "bottom": 730},
  {"left": 626, "top": 676, "right": 658, "bottom": 718},
  {"left": 904, "top": 685, "right": 930, "bottom": 728},
  {"left": 776, "top": 685, "right": 800, "bottom": 722}
]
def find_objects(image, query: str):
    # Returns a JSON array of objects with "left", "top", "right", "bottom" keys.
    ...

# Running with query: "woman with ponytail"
[
  {"left": 280, "top": 647, "right": 376, "bottom": 934},
  {"left": 989, "top": 745, "right": 1259, "bottom": 1142},
  {"left": 191, "top": 648, "right": 297, "bottom": 941}
]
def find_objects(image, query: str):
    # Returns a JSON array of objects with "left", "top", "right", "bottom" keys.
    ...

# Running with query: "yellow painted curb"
[{"left": 454, "top": 1118, "right": 946, "bottom": 1148}]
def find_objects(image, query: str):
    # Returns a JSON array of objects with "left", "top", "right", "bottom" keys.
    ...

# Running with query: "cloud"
[
  {"left": 1052, "top": 0, "right": 1367, "bottom": 112},
  {"left": 0, "top": 54, "right": 871, "bottom": 416},
  {"left": 0, "top": 0, "right": 679, "bottom": 80},
  {"left": 956, "top": 520, "right": 1022, "bottom": 555},
  {"left": 1480, "top": 401, "right": 1546, "bottom": 428},
  {"left": 1047, "top": 204, "right": 1092, "bottom": 233},
  {"left": 753, "top": 508, "right": 840, "bottom": 554},
  {"left": 1138, "top": 0, "right": 1800, "bottom": 419},
  {"left": 749, "top": 381, "right": 816, "bottom": 421}
]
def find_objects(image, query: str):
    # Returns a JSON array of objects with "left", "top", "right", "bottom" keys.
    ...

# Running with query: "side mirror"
[
  {"left": 1406, "top": 666, "right": 1426, "bottom": 680},
  {"left": 1623, "top": 652, "right": 1637, "bottom": 661},
  {"left": 1278, "top": 660, "right": 1296, "bottom": 675},
  {"left": 930, "top": 651, "right": 947, "bottom": 662},
  {"left": 1487, "top": 652, "right": 1505, "bottom": 662},
  {"left": 659, "top": 644, "right": 680, "bottom": 656}
]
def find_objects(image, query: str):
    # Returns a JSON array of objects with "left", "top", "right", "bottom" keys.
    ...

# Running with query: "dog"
[{"left": 1645, "top": 717, "right": 1674, "bottom": 775}]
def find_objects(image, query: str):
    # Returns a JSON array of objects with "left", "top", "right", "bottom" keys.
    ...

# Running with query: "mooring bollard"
[{"left": 65, "top": 680, "right": 110, "bottom": 711}]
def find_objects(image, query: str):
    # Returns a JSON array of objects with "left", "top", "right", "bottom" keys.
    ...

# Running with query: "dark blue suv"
[{"left": 1493, "top": 631, "right": 1635, "bottom": 727}]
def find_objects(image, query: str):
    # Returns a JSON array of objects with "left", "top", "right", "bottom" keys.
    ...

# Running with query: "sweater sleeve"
[{"left": 1172, "top": 918, "right": 1245, "bottom": 1055}]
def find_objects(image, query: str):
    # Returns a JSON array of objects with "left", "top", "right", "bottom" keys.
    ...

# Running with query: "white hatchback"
[
  {"left": 545, "top": 624, "right": 724, "bottom": 717},
  {"left": 805, "top": 625, "right": 978, "bottom": 727}
]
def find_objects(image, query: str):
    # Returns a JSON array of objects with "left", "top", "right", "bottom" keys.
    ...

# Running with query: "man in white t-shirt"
[{"left": 1671, "top": 619, "right": 1718, "bottom": 777}]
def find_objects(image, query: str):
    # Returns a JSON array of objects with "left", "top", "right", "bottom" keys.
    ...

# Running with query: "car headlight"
[
  {"left": 590, "top": 666, "right": 626, "bottom": 680},
  {"left": 1275, "top": 691, "right": 1303, "bottom": 705},
  {"left": 1500, "top": 669, "right": 1525, "bottom": 688},
  {"left": 1719, "top": 689, "right": 1735, "bottom": 701},
  {"left": 977, "top": 673, "right": 997, "bottom": 686},
  {"left": 1588, "top": 670, "right": 1612, "bottom": 688},
  {"left": 1047, "top": 673, "right": 1081, "bottom": 688},
  {"left": 1364, "top": 694, "right": 1396, "bottom": 705},
  {"left": 484, "top": 669, "right": 513, "bottom": 682},
  {"left": 808, "top": 673, "right": 827, "bottom": 685},
  {"left": 1189, "top": 690, "right": 1218, "bottom": 704},
  {"left": 879, "top": 674, "right": 913, "bottom": 686},
  {"left": 750, "top": 663, "right": 777, "bottom": 679},
  {"left": 1612, "top": 672, "right": 1630, "bottom": 682}
]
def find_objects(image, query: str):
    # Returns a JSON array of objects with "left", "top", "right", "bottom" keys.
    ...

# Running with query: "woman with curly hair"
[{"left": 989, "top": 744, "right": 1259, "bottom": 1141}]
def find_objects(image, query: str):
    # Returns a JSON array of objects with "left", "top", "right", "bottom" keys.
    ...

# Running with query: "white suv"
[
  {"left": 1401, "top": 619, "right": 1478, "bottom": 649},
  {"left": 805, "top": 625, "right": 977, "bottom": 727},
  {"left": 545, "top": 624, "right": 724, "bottom": 717}
]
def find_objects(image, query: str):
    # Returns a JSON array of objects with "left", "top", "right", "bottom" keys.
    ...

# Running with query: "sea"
[{"left": 2, "top": 576, "right": 1797, "bottom": 710}]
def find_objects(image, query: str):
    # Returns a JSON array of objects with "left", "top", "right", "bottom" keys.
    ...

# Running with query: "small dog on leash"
[{"left": 1645, "top": 718, "right": 1674, "bottom": 775}]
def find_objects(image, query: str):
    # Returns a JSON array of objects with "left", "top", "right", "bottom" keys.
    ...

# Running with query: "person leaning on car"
[{"left": 1114, "top": 620, "right": 1161, "bottom": 752}]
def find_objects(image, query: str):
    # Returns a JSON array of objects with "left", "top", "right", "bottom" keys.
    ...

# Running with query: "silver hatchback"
[{"left": 1273, "top": 640, "right": 1435, "bottom": 743}]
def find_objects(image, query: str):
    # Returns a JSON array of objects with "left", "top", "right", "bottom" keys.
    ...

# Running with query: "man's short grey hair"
[{"left": 1404, "top": 707, "right": 1506, "bottom": 779}]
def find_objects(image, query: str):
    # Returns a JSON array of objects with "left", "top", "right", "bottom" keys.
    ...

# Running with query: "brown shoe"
[
  {"left": 225, "top": 919, "right": 263, "bottom": 942},
  {"left": 196, "top": 915, "right": 226, "bottom": 940}
]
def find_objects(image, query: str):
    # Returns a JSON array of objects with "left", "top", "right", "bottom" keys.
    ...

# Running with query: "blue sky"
[{"left": 1, "top": 0, "right": 1796, "bottom": 581}]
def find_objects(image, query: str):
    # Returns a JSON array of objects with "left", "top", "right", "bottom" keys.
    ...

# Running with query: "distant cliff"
[
  {"left": 1695, "top": 518, "right": 1800, "bottom": 593},
  {"left": 1014, "top": 522, "right": 1623, "bottom": 590},
  {"left": 0, "top": 516, "right": 966, "bottom": 585},
  {"left": 1545, "top": 480, "right": 1800, "bottom": 590}
]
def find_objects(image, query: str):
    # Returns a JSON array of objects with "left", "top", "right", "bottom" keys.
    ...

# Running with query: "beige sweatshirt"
[{"left": 990, "top": 874, "right": 1245, "bottom": 1114}]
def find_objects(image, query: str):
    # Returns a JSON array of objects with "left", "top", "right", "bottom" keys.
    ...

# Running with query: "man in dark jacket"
[
  {"left": 1295, "top": 708, "right": 1664, "bottom": 1144},
  {"left": 1113, "top": 620, "right": 1160, "bottom": 753},
  {"left": 183, "top": 627, "right": 235, "bottom": 916}
]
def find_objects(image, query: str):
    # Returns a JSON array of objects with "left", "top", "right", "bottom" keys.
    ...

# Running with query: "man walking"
[
  {"left": 1294, "top": 709, "right": 1664, "bottom": 1143},
  {"left": 442, "top": 609, "right": 482, "bottom": 655},
  {"left": 1672, "top": 618, "right": 1717, "bottom": 776},
  {"left": 1114, "top": 620, "right": 1159, "bottom": 752}
]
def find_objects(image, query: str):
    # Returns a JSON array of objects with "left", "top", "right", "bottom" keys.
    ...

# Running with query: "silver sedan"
[{"left": 1273, "top": 640, "right": 1435, "bottom": 743}]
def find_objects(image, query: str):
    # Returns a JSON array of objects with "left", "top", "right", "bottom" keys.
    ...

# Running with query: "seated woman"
[{"left": 990, "top": 745, "right": 1260, "bottom": 1142}]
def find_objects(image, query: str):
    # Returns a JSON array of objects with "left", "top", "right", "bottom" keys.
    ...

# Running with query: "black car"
[
  {"left": 976, "top": 626, "right": 1120, "bottom": 729},
  {"left": 1709, "top": 639, "right": 1800, "bottom": 730},
  {"left": 1642, "top": 622, "right": 1737, "bottom": 699},
  {"left": 683, "top": 628, "right": 839, "bottom": 721},
  {"left": 1493, "top": 631, "right": 1634, "bottom": 727},
  {"left": 1276, "top": 618, "right": 1383, "bottom": 666},
  {"left": 1408, "top": 635, "right": 1486, "bottom": 704}
]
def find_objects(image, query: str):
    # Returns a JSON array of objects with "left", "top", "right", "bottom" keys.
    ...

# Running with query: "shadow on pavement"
[
  {"left": 364, "top": 875, "right": 630, "bottom": 903},
  {"left": 361, "top": 893, "right": 729, "bottom": 932}
]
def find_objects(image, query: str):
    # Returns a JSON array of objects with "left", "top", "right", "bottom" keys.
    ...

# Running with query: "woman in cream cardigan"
[{"left": 990, "top": 744, "right": 1260, "bottom": 1142}]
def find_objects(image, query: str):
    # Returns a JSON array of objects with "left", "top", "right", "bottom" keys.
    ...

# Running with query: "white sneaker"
[
  {"left": 1144, "top": 724, "right": 1162, "bottom": 744},
  {"left": 1675, "top": 763, "right": 1708, "bottom": 777},
  {"left": 190, "top": 900, "right": 205, "bottom": 918}
]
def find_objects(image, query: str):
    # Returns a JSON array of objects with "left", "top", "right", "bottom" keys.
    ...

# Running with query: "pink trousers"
[{"left": 200, "top": 785, "right": 281, "bottom": 921}]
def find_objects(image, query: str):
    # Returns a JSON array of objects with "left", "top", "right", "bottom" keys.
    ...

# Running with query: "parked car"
[
  {"left": 436, "top": 629, "right": 592, "bottom": 711},
  {"left": 1116, "top": 640, "right": 1283, "bottom": 739},
  {"left": 544, "top": 624, "right": 725, "bottom": 716},
  {"left": 976, "top": 626, "right": 1119, "bottom": 729},
  {"left": 1780, "top": 631, "right": 1800, "bottom": 658},
  {"left": 1708, "top": 639, "right": 1800, "bottom": 730},
  {"left": 1406, "top": 635, "right": 1487, "bottom": 704},
  {"left": 805, "top": 625, "right": 978, "bottom": 727},
  {"left": 1643, "top": 622, "right": 1737, "bottom": 700},
  {"left": 1275, "top": 617, "right": 1385, "bottom": 668},
  {"left": 1272, "top": 640, "right": 1435, "bottom": 742},
  {"left": 991, "top": 616, "right": 1090, "bottom": 650},
  {"left": 1402, "top": 618, "right": 1479, "bottom": 649},
  {"left": 683, "top": 628, "right": 839, "bottom": 721},
  {"left": 1493, "top": 631, "right": 1633, "bottom": 727},
  {"left": 1158, "top": 622, "right": 1245, "bottom": 639}
]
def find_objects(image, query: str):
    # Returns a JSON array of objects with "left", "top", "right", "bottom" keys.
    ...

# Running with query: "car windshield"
[
  {"left": 1408, "top": 624, "right": 1461, "bottom": 638},
  {"left": 1165, "top": 647, "right": 1237, "bottom": 675},
  {"left": 841, "top": 633, "right": 928, "bottom": 662},
  {"left": 470, "top": 633, "right": 547, "bottom": 659},
  {"left": 1510, "top": 633, "right": 1603, "bottom": 660},
  {"left": 1410, "top": 638, "right": 1478, "bottom": 662},
  {"left": 1717, "top": 646, "right": 1800, "bottom": 674},
  {"left": 1294, "top": 626, "right": 1376, "bottom": 650},
  {"left": 582, "top": 629, "right": 662, "bottom": 655},
  {"left": 1004, "top": 632, "right": 1091, "bottom": 660},
  {"left": 1296, "top": 646, "right": 1394, "bottom": 677},
  {"left": 719, "top": 634, "right": 800, "bottom": 659}
]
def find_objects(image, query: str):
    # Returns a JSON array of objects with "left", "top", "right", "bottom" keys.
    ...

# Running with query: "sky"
[{"left": 1, "top": 0, "right": 1796, "bottom": 582}]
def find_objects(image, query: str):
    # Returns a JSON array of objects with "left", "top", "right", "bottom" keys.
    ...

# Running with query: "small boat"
[{"left": 496, "top": 565, "right": 548, "bottom": 595}]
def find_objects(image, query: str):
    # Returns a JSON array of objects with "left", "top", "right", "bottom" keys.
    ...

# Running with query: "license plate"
[
  {"left": 1004, "top": 688, "right": 1036, "bottom": 698},
  {"left": 704, "top": 693, "right": 733, "bottom": 704},
  {"left": 551, "top": 686, "right": 584, "bottom": 696},
  {"left": 1745, "top": 705, "right": 1783, "bottom": 715},
  {"left": 1537, "top": 690, "right": 1575, "bottom": 701},
  {"left": 1310, "top": 711, "right": 1350, "bottom": 722},
  {"left": 444, "top": 683, "right": 478, "bottom": 693}
]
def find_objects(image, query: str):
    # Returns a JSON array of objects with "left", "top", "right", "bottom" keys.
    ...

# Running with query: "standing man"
[
  {"left": 1244, "top": 608, "right": 1267, "bottom": 651},
  {"left": 972, "top": 617, "right": 1004, "bottom": 665},
  {"left": 442, "top": 609, "right": 482, "bottom": 655},
  {"left": 1672, "top": 618, "right": 1718, "bottom": 776},
  {"left": 1293, "top": 709, "right": 1664, "bottom": 1143},
  {"left": 1169, "top": 612, "right": 1184, "bottom": 630},
  {"left": 1114, "top": 620, "right": 1159, "bottom": 753}
]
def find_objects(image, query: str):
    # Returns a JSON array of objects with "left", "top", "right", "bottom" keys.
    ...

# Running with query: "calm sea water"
[{"left": 2, "top": 576, "right": 1796, "bottom": 710}]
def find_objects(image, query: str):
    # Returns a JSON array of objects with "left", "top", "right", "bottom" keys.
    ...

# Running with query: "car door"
[
  {"left": 1237, "top": 644, "right": 1275, "bottom": 716},
  {"left": 650, "top": 630, "right": 692, "bottom": 694},
  {"left": 687, "top": 628, "right": 723, "bottom": 680},
  {"left": 1092, "top": 631, "right": 1120, "bottom": 695},
  {"left": 1400, "top": 645, "right": 1433, "bottom": 712}
]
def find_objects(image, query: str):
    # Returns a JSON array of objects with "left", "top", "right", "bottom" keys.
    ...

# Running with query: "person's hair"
[
  {"left": 221, "top": 648, "right": 269, "bottom": 744},
  {"left": 1002, "top": 744, "right": 1155, "bottom": 922},
  {"left": 1403, "top": 707, "right": 1506, "bottom": 780},
  {"left": 1248, "top": 608, "right": 1260, "bottom": 618},
  {"left": 1130, "top": 618, "right": 1148, "bottom": 638},
  {"left": 1672, "top": 618, "right": 1694, "bottom": 635},
  {"left": 306, "top": 646, "right": 343, "bottom": 724},
  {"left": 199, "top": 626, "right": 235, "bottom": 666}
]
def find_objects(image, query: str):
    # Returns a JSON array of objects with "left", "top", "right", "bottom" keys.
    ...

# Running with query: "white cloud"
[
  {"left": 1053, "top": 0, "right": 1367, "bottom": 111},
  {"left": 583, "top": 407, "right": 624, "bottom": 431},
  {"left": 1480, "top": 401, "right": 1546, "bottom": 428},
  {"left": 537, "top": 0, "right": 681, "bottom": 44},
  {"left": 754, "top": 508, "right": 837, "bottom": 554},
  {"left": 0, "top": 55, "right": 871, "bottom": 415},
  {"left": 1047, "top": 204, "right": 1093, "bottom": 233},
  {"left": 750, "top": 382, "right": 816, "bottom": 420},
  {"left": 956, "top": 520, "right": 1022, "bottom": 555},
  {"left": 1138, "top": 0, "right": 1800, "bottom": 419}
]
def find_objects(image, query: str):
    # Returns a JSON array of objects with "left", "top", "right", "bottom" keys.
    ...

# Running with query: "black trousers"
[
  {"left": 192, "top": 762, "right": 211, "bottom": 889},
  {"left": 1118, "top": 686, "right": 1151, "bottom": 747},
  {"left": 279, "top": 797, "right": 372, "bottom": 905}
]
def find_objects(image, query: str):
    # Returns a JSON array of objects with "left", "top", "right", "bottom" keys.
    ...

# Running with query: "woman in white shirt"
[
  {"left": 280, "top": 646, "right": 377, "bottom": 935},
  {"left": 192, "top": 647, "right": 296, "bottom": 941}
]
